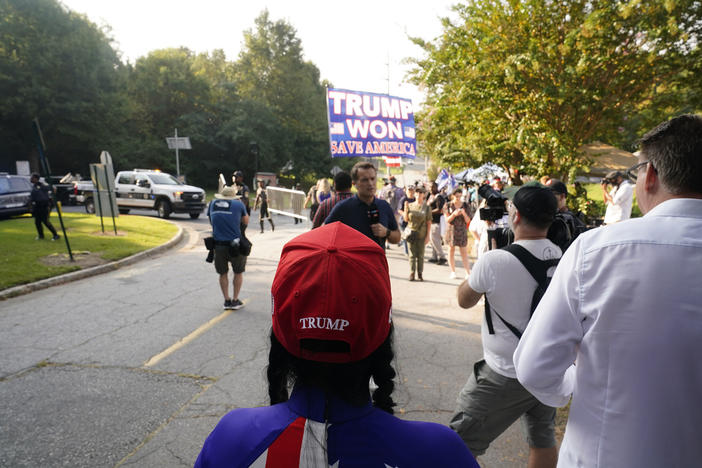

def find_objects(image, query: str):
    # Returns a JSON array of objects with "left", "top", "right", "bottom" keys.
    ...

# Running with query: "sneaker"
[
  {"left": 449, "top": 272, "right": 457, "bottom": 279},
  {"left": 35, "top": 236, "right": 44, "bottom": 240},
  {"left": 428, "top": 258, "right": 438, "bottom": 263},
  {"left": 51, "top": 235, "right": 60, "bottom": 241},
  {"left": 231, "top": 298, "right": 244, "bottom": 310},
  {"left": 223, "top": 299, "right": 233, "bottom": 310},
  {"left": 465, "top": 273, "right": 470, "bottom": 280},
  {"left": 437, "top": 258, "right": 447, "bottom": 265}
]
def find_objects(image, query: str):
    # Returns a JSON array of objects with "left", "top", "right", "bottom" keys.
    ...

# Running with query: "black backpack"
[{"left": 485, "top": 244, "right": 560, "bottom": 339}]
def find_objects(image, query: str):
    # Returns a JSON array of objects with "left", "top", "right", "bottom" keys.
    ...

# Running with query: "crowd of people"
[{"left": 199, "top": 114, "right": 701, "bottom": 467}]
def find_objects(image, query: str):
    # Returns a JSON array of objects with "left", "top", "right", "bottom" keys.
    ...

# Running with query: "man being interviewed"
[
  {"left": 324, "top": 161, "right": 401, "bottom": 249},
  {"left": 195, "top": 222, "right": 479, "bottom": 467}
]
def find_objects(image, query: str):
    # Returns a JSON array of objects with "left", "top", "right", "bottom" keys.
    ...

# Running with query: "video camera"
[{"left": 478, "top": 184, "right": 508, "bottom": 221}]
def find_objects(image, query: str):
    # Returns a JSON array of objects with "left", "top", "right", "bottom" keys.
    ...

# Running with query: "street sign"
[
  {"left": 165, "top": 129, "right": 191, "bottom": 178},
  {"left": 99, "top": 151, "right": 116, "bottom": 193},
  {"left": 165, "top": 137, "right": 191, "bottom": 150}
]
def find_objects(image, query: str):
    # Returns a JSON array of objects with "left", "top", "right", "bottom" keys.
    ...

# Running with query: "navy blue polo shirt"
[{"left": 324, "top": 195, "right": 398, "bottom": 248}]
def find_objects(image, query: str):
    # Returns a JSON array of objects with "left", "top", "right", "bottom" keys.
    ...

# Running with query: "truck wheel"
[
  {"left": 189, "top": 212, "right": 200, "bottom": 219},
  {"left": 156, "top": 199, "right": 171, "bottom": 219},
  {"left": 85, "top": 198, "right": 95, "bottom": 214},
  {"left": 118, "top": 208, "right": 130, "bottom": 215}
]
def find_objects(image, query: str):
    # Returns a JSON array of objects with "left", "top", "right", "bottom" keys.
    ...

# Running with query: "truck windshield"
[{"left": 149, "top": 174, "right": 182, "bottom": 185}]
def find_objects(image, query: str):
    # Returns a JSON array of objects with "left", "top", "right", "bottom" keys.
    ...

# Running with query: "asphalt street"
[{"left": 0, "top": 209, "right": 529, "bottom": 467}]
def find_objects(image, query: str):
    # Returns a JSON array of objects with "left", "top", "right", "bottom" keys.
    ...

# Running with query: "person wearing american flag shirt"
[{"left": 194, "top": 223, "right": 478, "bottom": 467}]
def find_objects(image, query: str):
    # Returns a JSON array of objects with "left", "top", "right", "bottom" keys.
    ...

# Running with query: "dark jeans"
[{"left": 33, "top": 203, "right": 58, "bottom": 238}]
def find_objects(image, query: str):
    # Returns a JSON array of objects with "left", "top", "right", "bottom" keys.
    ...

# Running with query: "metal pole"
[
  {"left": 175, "top": 128, "right": 180, "bottom": 178},
  {"left": 92, "top": 165, "right": 105, "bottom": 233},
  {"left": 32, "top": 118, "right": 74, "bottom": 261},
  {"left": 104, "top": 165, "right": 118, "bottom": 235}
]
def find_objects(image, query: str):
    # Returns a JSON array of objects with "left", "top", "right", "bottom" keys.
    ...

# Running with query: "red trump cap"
[{"left": 271, "top": 222, "right": 392, "bottom": 363}]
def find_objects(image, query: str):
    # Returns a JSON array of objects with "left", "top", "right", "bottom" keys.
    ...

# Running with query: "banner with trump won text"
[{"left": 327, "top": 88, "right": 416, "bottom": 159}]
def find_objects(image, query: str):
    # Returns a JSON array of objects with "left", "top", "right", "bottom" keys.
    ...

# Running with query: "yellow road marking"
[{"left": 143, "top": 307, "right": 237, "bottom": 367}]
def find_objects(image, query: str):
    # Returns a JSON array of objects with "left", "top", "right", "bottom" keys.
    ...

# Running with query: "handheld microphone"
[{"left": 367, "top": 203, "right": 380, "bottom": 224}]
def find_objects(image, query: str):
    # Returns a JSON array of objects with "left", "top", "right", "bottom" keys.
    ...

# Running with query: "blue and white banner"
[{"left": 327, "top": 88, "right": 416, "bottom": 159}]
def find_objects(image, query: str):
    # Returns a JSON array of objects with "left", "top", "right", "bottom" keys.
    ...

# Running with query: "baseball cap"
[
  {"left": 512, "top": 185, "right": 557, "bottom": 226},
  {"left": 547, "top": 179, "right": 568, "bottom": 195},
  {"left": 233, "top": 170, "right": 244, "bottom": 178},
  {"left": 605, "top": 170, "right": 624, "bottom": 180},
  {"left": 271, "top": 222, "right": 392, "bottom": 363}
]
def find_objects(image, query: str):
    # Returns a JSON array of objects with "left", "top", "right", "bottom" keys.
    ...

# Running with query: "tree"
[
  {"left": 234, "top": 11, "right": 332, "bottom": 177},
  {"left": 0, "top": 0, "right": 128, "bottom": 174},
  {"left": 409, "top": 0, "right": 702, "bottom": 181}
]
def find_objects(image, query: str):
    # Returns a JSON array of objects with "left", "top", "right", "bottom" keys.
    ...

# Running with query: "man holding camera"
[
  {"left": 514, "top": 114, "right": 702, "bottom": 467},
  {"left": 208, "top": 186, "right": 249, "bottom": 310},
  {"left": 601, "top": 170, "right": 633, "bottom": 224},
  {"left": 324, "top": 161, "right": 400, "bottom": 249},
  {"left": 451, "top": 185, "right": 560, "bottom": 468}
]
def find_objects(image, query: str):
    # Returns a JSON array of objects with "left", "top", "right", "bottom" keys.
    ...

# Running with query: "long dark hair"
[{"left": 267, "top": 326, "right": 396, "bottom": 414}]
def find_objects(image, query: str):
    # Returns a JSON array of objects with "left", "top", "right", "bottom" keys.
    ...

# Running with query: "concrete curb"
[{"left": 0, "top": 224, "right": 184, "bottom": 301}]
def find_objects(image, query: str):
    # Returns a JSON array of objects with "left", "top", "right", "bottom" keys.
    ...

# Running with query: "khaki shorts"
[
  {"left": 214, "top": 245, "right": 247, "bottom": 275},
  {"left": 449, "top": 359, "right": 556, "bottom": 456}
]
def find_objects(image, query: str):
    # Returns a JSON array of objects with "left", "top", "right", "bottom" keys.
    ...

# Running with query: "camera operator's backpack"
[{"left": 485, "top": 244, "right": 560, "bottom": 339}]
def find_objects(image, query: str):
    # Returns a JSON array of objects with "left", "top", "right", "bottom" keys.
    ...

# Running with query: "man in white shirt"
[
  {"left": 451, "top": 185, "right": 561, "bottom": 468},
  {"left": 514, "top": 114, "right": 702, "bottom": 467},
  {"left": 601, "top": 171, "right": 633, "bottom": 224}
]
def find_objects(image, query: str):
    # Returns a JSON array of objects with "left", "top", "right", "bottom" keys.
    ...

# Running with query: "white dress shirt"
[
  {"left": 514, "top": 198, "right": 702, "bottom": 467},
  {"left": 603, "top": 180, "right": 633, "bottom": 224}
]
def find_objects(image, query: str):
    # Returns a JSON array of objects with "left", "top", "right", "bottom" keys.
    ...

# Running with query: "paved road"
[{"left": 0, "top": 211, "right": 528, "bottom": 467}]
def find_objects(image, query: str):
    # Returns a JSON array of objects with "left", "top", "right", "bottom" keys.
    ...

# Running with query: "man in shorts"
[
  {"left": 208, "top": 185, "right": 249, "bottom": 310},
  {"left": 451, "top": 185, "right": 561, "bottom": 467}
]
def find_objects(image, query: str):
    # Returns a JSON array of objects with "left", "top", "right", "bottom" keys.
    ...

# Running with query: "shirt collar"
[
  {"left": 355, "top": 194, "right": 377, "bottom": 206},
  {"left": 287, "top": 385, "right": 374, "bottom": 424},
  {"left": 644, "top": 198, "right": 702, "bottom": 219}
]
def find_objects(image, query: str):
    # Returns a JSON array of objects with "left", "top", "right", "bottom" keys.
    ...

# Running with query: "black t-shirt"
[{"left": 429, "top": 194, "right": 445, "bottom": 223}]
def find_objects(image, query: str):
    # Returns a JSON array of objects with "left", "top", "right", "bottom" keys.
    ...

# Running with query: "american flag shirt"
[{"left": 194, "top": 385, "right": 478, "bottom": 467}]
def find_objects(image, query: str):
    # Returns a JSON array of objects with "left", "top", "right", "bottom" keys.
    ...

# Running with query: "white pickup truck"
[{"left": 78, "top": 169, "right": 206, "bottom": 219}]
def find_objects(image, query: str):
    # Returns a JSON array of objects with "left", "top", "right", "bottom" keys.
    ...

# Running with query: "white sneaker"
[
  {"left": 465, "top": 272, "right": 471, "bottom": 280},
  {"left": 449, "top": 272, "right": 457, "bottom": 279}
]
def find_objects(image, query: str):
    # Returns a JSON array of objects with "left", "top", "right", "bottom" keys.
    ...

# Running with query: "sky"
[{"left": 60, "top": 0, "right": 459, "bottom": 111}]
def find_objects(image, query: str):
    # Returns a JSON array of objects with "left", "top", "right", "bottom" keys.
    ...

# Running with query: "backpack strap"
[
  {"left": 485, "top": 298, "right": 524, "bottom": 339},
  {"left": 484, "top": 244, "right": 560, "bottom": 339},
  {"left": 504, "top": 244, "right": 554, "bottom": 284},
  {"left": 505, "top": 243, "right": 559, "bottom": 316}
]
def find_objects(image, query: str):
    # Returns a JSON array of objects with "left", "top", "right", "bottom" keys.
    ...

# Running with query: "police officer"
[
  {"left": 232, "top": 170, "right": 250, "bottom": 215},
  {"left": 29, "top": 173, "right": 59, "bottom": 241}
]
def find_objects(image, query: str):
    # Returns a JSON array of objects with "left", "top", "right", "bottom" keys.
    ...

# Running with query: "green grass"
[{"left": 0, "top": 212, "right": 178, "bottom": 290}]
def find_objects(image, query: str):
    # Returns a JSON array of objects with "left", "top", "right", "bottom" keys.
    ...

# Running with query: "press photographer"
[
  {"left": 452, "top": 185, "right": 561, "bottom": 465},
  {"left": 601, "top": 170, "right": 633, "bottom": 224},
  {"left": 207, "top": 185, "right": 249, "bottom": 310}
]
